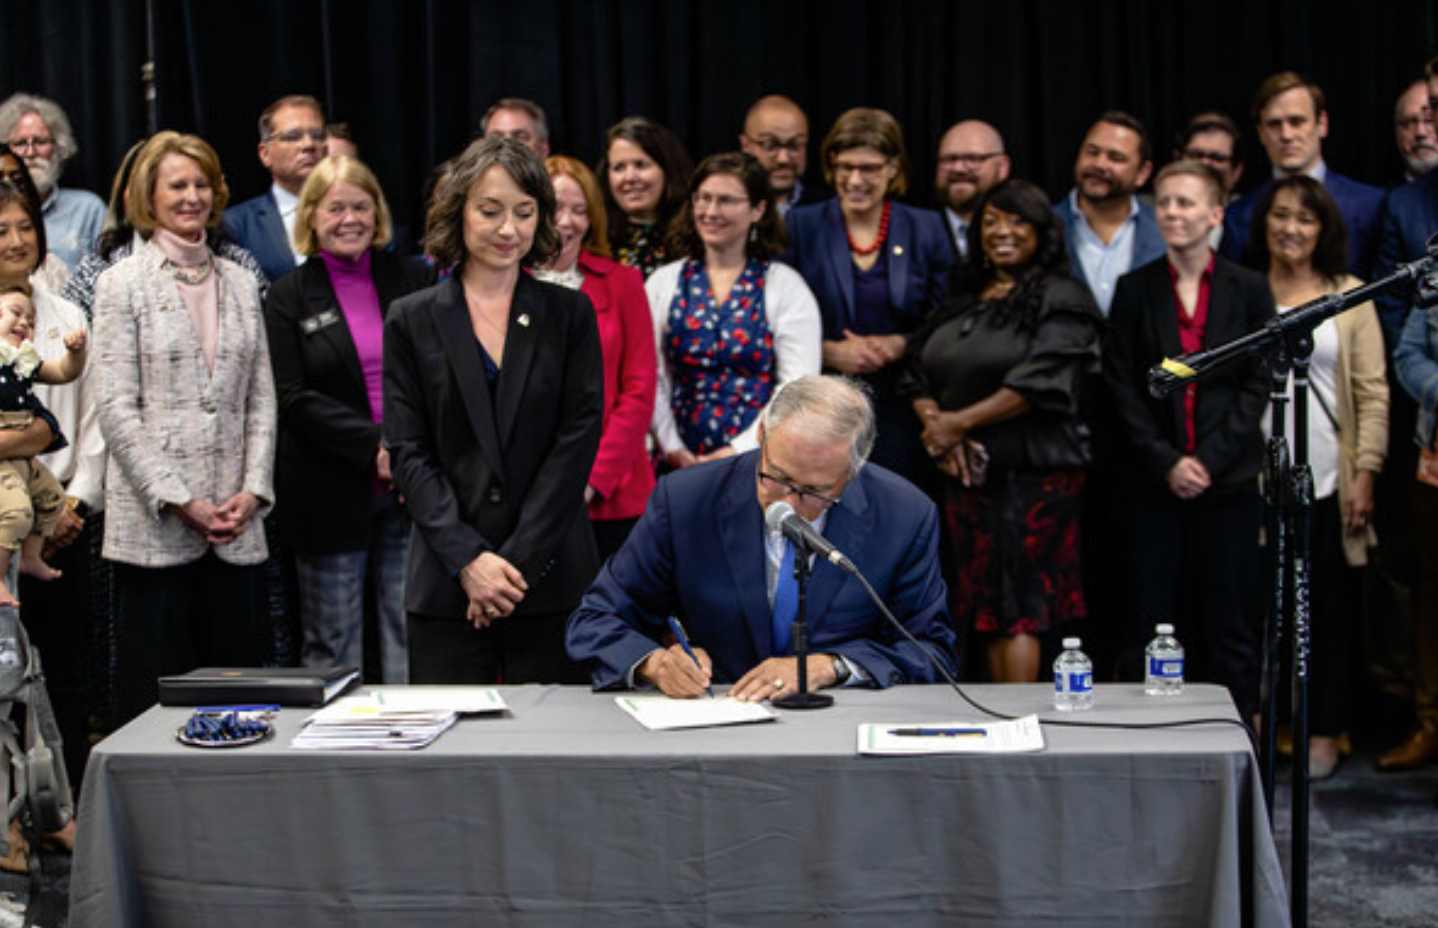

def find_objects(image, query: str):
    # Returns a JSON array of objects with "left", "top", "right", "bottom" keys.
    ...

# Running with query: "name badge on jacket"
[{"left": 301, "top": 308, "right": 342, "bottom": 335}]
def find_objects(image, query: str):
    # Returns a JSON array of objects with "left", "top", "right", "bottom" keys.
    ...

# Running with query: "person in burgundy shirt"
[{"left": 1101, "top": 161, "right": 1274, "bottom": 719}]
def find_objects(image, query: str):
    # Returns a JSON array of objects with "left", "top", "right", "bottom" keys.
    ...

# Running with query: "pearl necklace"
[{"left": 161, "top": 253, "right": 215, "bottom": 286}]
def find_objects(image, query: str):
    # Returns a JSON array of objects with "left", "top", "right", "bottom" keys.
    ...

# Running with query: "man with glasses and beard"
[
  {"left": 739, "top": 95, "right": 825, "bottom": 217},
  {"left": 0, "top": 93, "right": 106, "bottom": 271},
  {"left": 566, "top": 375, "right": 957, "bottom": 701},
  {"left": 932, "top": 119, "right": 1010, "bottom": 263}
]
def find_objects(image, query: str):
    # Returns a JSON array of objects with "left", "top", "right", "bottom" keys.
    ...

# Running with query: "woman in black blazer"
[
  {"left": 383, "top": 138, "right": 603, "bottom": 684},
  {"left": 1102, "top": 162, "right": 1275, "bottom": 719},
  {"left": 265, "top": 156, "right": 435, "bottom": 682}
]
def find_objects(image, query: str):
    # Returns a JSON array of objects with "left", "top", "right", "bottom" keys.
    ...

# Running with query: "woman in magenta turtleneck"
[{"left": 263, "top": 156, "right": 434, "bottom": 683}]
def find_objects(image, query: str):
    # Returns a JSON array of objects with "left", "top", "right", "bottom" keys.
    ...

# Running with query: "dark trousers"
[
  {"left": 408, "top": 610, "right": 586, "bottom": 685},
  {"left": 1307, "top": 496, "right": 1363, "bottom": 736},
  {"left": 1119, "top": 481, "right": 1263, "bottom": 718},
  {"left": 18, "top": 514, "right": 100, "bottom": 791},
  {"left": 591, "top": 516, "right": 639, "bottom": 567},
  {"left": 112, "top": 553, "right": 266, "bottom": 724}
]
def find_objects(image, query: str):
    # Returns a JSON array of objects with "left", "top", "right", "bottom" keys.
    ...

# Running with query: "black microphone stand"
[
  {"left": 774, "top": 548, "right": 833, "bottom": 710},
  {"left": 1147, "top": 240, "right": 1438, "bottom": 928}
]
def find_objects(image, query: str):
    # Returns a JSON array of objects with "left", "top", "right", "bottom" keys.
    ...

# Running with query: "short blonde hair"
[
  {"left": 126, "top": 131, "right": 230, "bottom": 234},
  {"left": 544, "top": 154, "right": 609, "bottom": 258},
  {"left": 292, "top": 155, "right": 393, "bottom": 256}
]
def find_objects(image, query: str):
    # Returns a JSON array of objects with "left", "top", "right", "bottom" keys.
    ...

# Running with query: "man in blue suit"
[
  {"left": 566, "top": 375, "right": 957, "bottom": 701},
  {"left": 222, "top": 94, "right": 328, "bottom": 283},
  {"left": 1052, "top": 112, "right": 1167, "bottom": 315},
  {"left": 1221, "top": 72, "right": 1385, "bottom": 278}
]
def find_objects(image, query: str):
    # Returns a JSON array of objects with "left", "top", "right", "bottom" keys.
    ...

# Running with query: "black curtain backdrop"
[{"left": 2, "top": 0, "right": 1436, "bottom": 249}]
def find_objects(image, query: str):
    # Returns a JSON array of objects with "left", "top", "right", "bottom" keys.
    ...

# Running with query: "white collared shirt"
[
  {"left": 271, "top": 183, "right": 304, "bottom": 267},
  {"left": 1069, "top": 190, "right": 1140, "bottom": 315}
]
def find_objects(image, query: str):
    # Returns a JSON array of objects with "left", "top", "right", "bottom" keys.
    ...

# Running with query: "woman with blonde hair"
[
  {"left": 92, "top": 131, "right": 276, "bottom": 722},
  {"left": 264, "top": 156, "right": 434, "bottom": 682}
]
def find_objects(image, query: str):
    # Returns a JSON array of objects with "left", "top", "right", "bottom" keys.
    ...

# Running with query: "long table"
[{"left": 69, "top": 683, "right": 1289, "bottom": 927}]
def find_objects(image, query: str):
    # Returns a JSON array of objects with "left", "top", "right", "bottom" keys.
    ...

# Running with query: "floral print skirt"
[{"left": 944, "top": 469, "right": 1087, "bottom": 636}]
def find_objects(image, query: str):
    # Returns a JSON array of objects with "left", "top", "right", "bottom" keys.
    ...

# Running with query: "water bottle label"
[
  {"left": 1056, "top": 670, "right": 1092, "bottom": 694},
  {"left": 1148, "top": 657, "right": 1183, "bottom": 678}
]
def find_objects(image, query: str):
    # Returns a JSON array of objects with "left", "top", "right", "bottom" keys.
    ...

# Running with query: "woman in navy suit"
[
  {"left": 264, "top": 156, "right": 435, "bottom": 683},
  {"left": 785, "top": 108, "right": 952, "bottom": 492},
  {"left": 384, "top": 138, "right": 603, "bottom": 684}
]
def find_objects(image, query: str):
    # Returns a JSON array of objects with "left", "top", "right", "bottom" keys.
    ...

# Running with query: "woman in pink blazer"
[{"left": 538, "top": 156, "right": 656, "bottom": 560}]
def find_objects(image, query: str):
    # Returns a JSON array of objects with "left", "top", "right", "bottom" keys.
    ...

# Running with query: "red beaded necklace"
[{"left": 846, "top": 201, "right": 892, "bottom": 256}]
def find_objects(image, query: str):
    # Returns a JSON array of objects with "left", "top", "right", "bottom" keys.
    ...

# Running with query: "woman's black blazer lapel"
[{"left": 433, "top": 278, "right": 508, "bottom": 484}]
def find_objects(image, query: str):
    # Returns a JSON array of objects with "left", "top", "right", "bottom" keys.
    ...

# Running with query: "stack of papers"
[
  {"left": 291, "top": 687, "right": 508, "bottom": 750},
  {"left": 857, "top": 715, "right": 1045, "bottom": 755}
]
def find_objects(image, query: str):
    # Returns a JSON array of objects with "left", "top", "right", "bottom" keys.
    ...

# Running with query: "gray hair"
[
  {"left": 480, "top": 98, "right": 550, "bottom": 144},
  {"left": 0, "top": 93, "right": 79, "bottom": 164},
  {"left": 759, "top": 375, "right": 876, "bottom": 475}
]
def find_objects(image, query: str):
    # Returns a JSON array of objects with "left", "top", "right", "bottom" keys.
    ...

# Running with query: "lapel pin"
[
  {"left": 893, "top": 245, "right": 904, "bottom": 256},
  {"left": 518, "top": 314, "right": 531, "bottom": 327}
]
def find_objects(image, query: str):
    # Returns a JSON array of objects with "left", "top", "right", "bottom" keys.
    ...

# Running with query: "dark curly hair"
[
  {"left": 665, "top": 152, "right": 786, "bottom": 261},
  {"left": 423, "top": 136, "right": 559, "bottom": 271},
  {"left": 596, "top": 116, "right": 694, "bottom": 246},
  {"left": 1241, "top": 174, "right": 1349, "bottom": 284},
  {"left": 953, "top": 178, "right": 1070, "bottom": 329}
]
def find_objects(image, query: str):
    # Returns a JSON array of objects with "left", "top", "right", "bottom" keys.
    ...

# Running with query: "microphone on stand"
[{"left": 764, "top": 501, "right": 856, "bottom": 573}]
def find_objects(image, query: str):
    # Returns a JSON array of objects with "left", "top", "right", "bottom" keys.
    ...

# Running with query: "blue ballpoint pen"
[
  {"left": 666, "top": 616, "right": 713, "bottom": 697},
  {"left": 886, "top": 727, "right": 987, "bottom": 737}
]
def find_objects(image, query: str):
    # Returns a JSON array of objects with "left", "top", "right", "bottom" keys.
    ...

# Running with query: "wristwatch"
[{"left": 829, "top": 654, "right": 851, "bottom": 685}]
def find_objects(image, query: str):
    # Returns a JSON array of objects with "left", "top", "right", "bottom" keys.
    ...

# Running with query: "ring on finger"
[{"left": 773, "top": 678, "right": 784, "bottom": 689}]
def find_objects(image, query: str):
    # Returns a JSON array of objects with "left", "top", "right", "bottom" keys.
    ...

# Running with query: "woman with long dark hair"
[{"left": 898, "top": 178, "right": 1100, "bottom": 683}]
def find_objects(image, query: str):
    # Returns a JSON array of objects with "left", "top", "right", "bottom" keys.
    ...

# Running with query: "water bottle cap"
[
  {"left": 1155, "top": 623, "right": 1174, "bottom": 635},
  {"left": 1062, "top": 637, "right": 1081, "bottom": 649}
]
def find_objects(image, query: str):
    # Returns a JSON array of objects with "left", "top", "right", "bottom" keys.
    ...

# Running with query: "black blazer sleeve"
[{"left": 264, "top": 252, "right": 435, "bottom": 551}]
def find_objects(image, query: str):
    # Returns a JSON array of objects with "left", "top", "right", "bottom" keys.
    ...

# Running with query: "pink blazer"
[{"left": 579, "top": 251, "right": 656, "bottom": 521}]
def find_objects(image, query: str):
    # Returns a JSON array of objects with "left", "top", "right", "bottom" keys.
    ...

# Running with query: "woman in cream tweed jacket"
[{"left": 92, "top": 132, "right": 275, "bottom": 722}]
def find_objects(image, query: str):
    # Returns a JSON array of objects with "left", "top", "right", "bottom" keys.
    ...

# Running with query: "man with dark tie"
[{"left": 566, "top": 375, "right": 957, "bottom": 701}]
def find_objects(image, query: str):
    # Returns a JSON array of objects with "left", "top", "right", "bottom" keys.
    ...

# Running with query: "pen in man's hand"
[{"left": 666, "top": 616, "right": 713, "bottom": 697}]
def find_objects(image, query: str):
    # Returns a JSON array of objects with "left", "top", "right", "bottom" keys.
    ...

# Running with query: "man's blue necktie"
[{"left": 772, "top": 539, "right": 797, "bottom": 655}]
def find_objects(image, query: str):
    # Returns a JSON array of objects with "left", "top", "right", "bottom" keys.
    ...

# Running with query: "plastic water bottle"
[
  {"left": 1053, "top": 637, "right": 1093, "bottom": 711},
  {"left": 1144, "top": 623, "right": 1185, "bottom": 696}
]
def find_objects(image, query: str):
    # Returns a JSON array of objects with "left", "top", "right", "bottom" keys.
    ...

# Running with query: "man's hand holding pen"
[{"left": 637, "top": 645, "right": 713, "bottom": 698}]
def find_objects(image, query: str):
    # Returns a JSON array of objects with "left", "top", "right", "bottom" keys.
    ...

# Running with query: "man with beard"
[
  {"left": 1220, "top": 71, "right": 1384, "bottom": 278},
  {"left": 1394, "top": 79, "right": 1437, "bottom": 184},
  {"left": 1053, "top": 111, "right": 1165, "bottom": 315},
  {"left": 0, "top": 93, "right": 105, "bottom": 271},
  {"left": 739, "top": 95, "right": 824, "bottom": 217},
  {"left": 222, "top": 94, "right": 329, "bottom": 283},
  {"left": 932, "top": 119, "right": 1010, "bottom": 262}
]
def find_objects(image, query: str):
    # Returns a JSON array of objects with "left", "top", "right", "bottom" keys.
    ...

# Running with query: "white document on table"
[
  {"left": 616, "top": 694, "right": 778, "bottom": 731},
  {"left": 857, "top": 714, "right": 1045, "bottom": 755}
]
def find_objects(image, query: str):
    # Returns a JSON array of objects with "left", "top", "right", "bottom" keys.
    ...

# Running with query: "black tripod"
[{"left": 1148, "top": 237, "right": 1438, "bottom": 928}]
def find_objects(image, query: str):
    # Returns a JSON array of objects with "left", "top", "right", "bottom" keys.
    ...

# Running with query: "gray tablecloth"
[{"left": 69, "top": 683, "right": 1289, "bottom": 927}]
